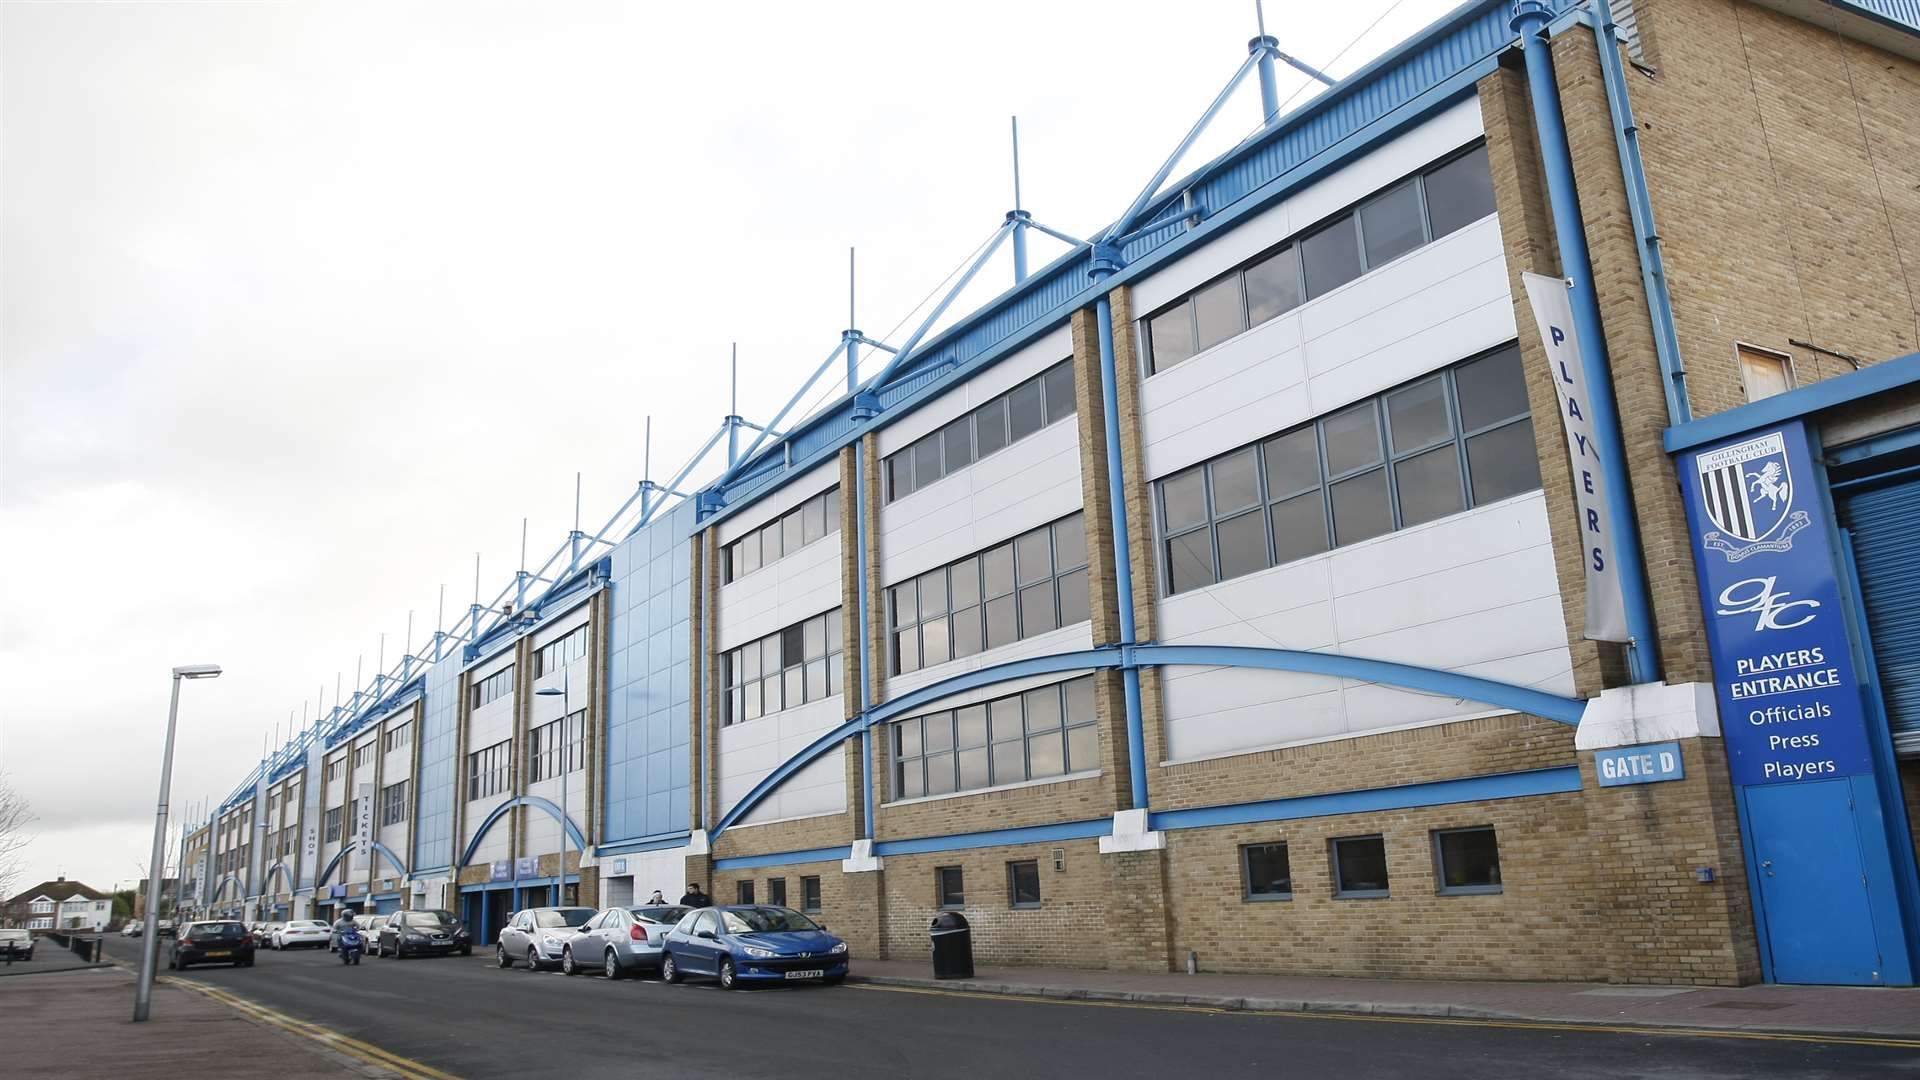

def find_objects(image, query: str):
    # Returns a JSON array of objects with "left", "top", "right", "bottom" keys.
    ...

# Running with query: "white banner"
[
  {"left": 1523, "top": 271, "right": 1629, "bottom": 642},
  {"left": 354, "top": 781, "right": 375, "bottom": 856},
  {"left": 298, "top": 735, "right": 325, "bottom": 891}
]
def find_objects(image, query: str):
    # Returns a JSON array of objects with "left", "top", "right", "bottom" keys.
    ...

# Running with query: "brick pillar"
[
  {"left": 1102, "top": 848, "right": 1174, "bottom": 972},
  {"left": 1105, "top": 284, "right": 1171, "bottom": 785},
  {"left": 699, "top": 527, "right": 722, "bottom": 829},
  {"left": 1070, "top": 306, "right": 1134, "bottom": 811},
  {"left": 687, "top": 534, "right": 706, "bottom": 832},
  {"left": 853, "top": 432, "right": 890, "bottom": 956},
  {"left": 839, "top": 863, "right": 887, "bottom": 961}
]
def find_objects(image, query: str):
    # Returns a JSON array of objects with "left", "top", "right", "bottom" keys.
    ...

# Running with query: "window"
[
  {"left": 467, "top": 740, "right": 511, "bottom": 800},
  {"left": 381, "top": 781, "right": 410, "bottom": 827},
  {"left": 1433, "top": 827, "right": 1502, "bottom": 895},
  {"left": 721, "top": 487, "right": 841, "bottom": 583},
  {"left": 883, "top": 361, "right": 1076, "bottom": 501},
  {"left": 1332, "top": 835, "right": 1390, "bottom": 898},
  {"left": 323, "top": 807, "right": 343, "bottom": 843},
  {"left": 767, "top": 878, "right": 787, "bottom": 908},
  {"left": 888, "top": 513, "right": 1088, "bottom": 675},
  {"left": 1737, "top": 344, "right": 1795, "bottom": 402},
  {"left": 1242, "top": 843, "right": 1293, "bottom": 901},
  {"left": 800, "top": 875, "right": 822, "bottom": 913},
  {"left": 30, "top": 900, "right": 53, "bottom": 914},
  {"left": 1142, "top": 142, "right": 1497, "bottom": 375},
  {"left": 1007, "top": 860, "right": 1041, "bottom": 909},
  {"left": 721, "top": 609, "right": 844, "bottom": 725},
  {"left": 530, "top": 709, "right": 587, "bottom": 781},
  {"left": 737, "top": 880, "right": 755, "bottom": 905},
  {"left": 384, "top": 722, "right": 411, "bottom": 754},
  {"left": 1155, "top": 344, "right": 1540, "bottom": 595},
  {"left": 324, "top": 756, "right": 344, "bottom": 783},
  {"left": 891, "top": 676, "right": 1098, "bottom": 800},
  {"left": 937, "top": 866, "right": 965, "bottom": 909},
  {"left": 471, "top": 666, "right": 515, "bottom": 709},
  {"left": 353, "top": 740, "right": 377, "bottom": 769},
  {"left": 534, "top": 625, "right": 589, "bottom": 677}
]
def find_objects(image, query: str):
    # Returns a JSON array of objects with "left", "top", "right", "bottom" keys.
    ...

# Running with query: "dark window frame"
[
  {"left": 882, "top": 360, "right": 1076, "bottom": 503},
  {"left": 466, "top": 739, "right": 512, "bottom": 801},
  {"left": 1139, "top": 140, "right": 1495, "bottom": 377},
  {"left": 1007, "top": 860, "right": 1042, "bottom": 910},
  {"left": 1330, "top": 834, "right": 1392, "bottom": 899},
  {"left": 936, "top": 866, "right": 965, "bottom": 909},
  {"left": 886, "top": 513, "right": 1090, "bottom": 676},
  {"left": 800, "top": 875, "right": 823, "bottom": 913},
  {"left": 529, "top": 709, "right": 587, "bottom": 781},
  {"left": 721, "top": 487, "right": 842, "bottom": 585},
  {"left": 890, "top": 676, "right": 1099, "bottom": 802},
  {"left": 1432, "top": 826, "right": 1504, "bottom": 896},
  {"left": 736, "top": 880, "right": 755, "bottom": 905},
  {"left": 720, "top": 608, "right": 845, "bottom": 726},
  {"left": 767, "top": 877, "right": 787, "bottom": 908},
  {"left": 1153, "top": 343, "right": 1538, "bottom": 596},
  {"left": 533, "top": 625, "right": 589, "bottom": 677},
  {"left": 380, "top": 780, "right": 410, "bottom": 827},
  {"left": 1241, "top": 842, "right": 1294, "bottom": 902},
  {"left": 471, "top": 665, "right": 516, "bottom": 710}
]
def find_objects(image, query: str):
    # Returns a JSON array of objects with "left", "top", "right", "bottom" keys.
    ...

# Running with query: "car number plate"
[
  {"left": 784, "top": 969, "right": 824, "bottom": 979},
  {"left": 205, "top": 950, "right": 230, "bottom": 958}
]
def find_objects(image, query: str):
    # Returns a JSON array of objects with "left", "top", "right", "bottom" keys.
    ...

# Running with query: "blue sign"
[
  {"left": 1678, "top": 420, "right": 1874, "bottom": 786},
  {"left": 1595, "top": 742, "right": 1685, "bottom": 786},
  {"left": 515, "top": 856, "right": 539, "bottom": 879},
  {"left": 613, "top": 858, "right": 628, "bottom": 876},
  {"left": 489, "top": 859, "right": 512, "bottom": 883}
]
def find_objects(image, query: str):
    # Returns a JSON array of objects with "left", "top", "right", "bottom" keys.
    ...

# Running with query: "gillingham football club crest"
[{"left": 1692, "top": 431, "right": 1810, "bottom": 562}]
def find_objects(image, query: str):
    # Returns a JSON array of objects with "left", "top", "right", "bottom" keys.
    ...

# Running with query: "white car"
[{"left": 273, "top": 919, "right": 331, "bottom": 949}]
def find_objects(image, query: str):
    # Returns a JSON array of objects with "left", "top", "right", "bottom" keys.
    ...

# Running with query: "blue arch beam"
[
  {"left": 314, "top": 841, "right": 410, "bottom": 887},
  {"left": 709, "top": 643, "right": 1584, "bottom": 839},
  {"left": 457, "top": 794, "right": 588, "bottom": 870}
]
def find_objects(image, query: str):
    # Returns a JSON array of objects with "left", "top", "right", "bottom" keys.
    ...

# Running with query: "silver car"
[
  {"left": 560, "top": 905, "right": 690, "bottom": 978},
  {"left": 495, "top": 906, "right": 596, "bottom": 970}
]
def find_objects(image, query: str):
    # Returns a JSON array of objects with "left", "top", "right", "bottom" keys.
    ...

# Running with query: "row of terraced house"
[{"left": 177, "top": 0, "right": 1920, "bottom": 988}]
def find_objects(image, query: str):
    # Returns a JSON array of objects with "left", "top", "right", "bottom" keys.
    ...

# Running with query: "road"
[{"left": 98, "top": 937, "right": 1919, "bottom": 1079}]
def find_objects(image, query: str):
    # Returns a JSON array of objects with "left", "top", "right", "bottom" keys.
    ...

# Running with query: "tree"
[{"left": 0, "top": 772, "right": 32, "bottom": 902}]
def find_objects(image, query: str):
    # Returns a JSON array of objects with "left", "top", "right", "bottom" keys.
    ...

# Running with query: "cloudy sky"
[{"left": 1, "top": 0, "right": 1459, "bottom": 895}]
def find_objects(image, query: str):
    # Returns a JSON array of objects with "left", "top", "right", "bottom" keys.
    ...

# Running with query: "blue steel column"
[
  {"left": 1510, "top": 1, "right": 1661, "bottom": 685},
  {"left": 1251, "top": 35, "right": 1280, "bottom": 124},
  {"left": 854, "top": 445, "right": 877, "bottom": 839},
  {"left": 1090, "top": 245, "right": 1150, "bottom": 810}
]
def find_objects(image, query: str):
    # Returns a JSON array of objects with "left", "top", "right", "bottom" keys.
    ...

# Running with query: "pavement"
[
  {"left": 0, "top": 946, "right": 111, "bottom": 977},
  {"left": 849, "top": 957, "right": 1920, "bottom": 1038},
  {"left": 0, "top": 961, "right": 401, "bottom": 1079},
  {"left": 76, "top": 934, "right": 1920, "bottom": 1079}
]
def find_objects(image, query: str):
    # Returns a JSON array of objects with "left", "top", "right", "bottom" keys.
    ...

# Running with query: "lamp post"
[
  {"left": 535, "top": 672, "right": 572, "bottom": 907},
  {"left": 135, "top": 663, "right": 221, "bottom": 1023}
]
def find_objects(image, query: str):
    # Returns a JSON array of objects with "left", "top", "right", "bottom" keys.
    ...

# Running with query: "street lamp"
[
  {"left": 535, "top": 672, "right": 573, "bottom": 908},
  {"left": 135, "top": 663, "right": 221, "bottom": 1023}
]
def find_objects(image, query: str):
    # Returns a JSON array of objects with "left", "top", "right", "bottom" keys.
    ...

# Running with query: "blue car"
[{"left": 660, "top": 905, "right": 848, "bottom": 990}]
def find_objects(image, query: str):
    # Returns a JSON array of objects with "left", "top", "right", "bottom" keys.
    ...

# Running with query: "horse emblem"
[{"left": 1693, "top": 432, "right": 1807, "bottom": 561}]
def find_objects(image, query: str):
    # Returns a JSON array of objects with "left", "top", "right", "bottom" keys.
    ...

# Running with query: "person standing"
[
  {"left": 678, "top": 883, "right": 711, "bottom": 908},
  {"left": 647, "top": 889, "right": 667, "bottom": 905}
]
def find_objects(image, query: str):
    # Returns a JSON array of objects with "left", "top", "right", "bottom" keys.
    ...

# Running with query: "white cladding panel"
[
  {"left": 1158, "top": 492, "right": 1573, "bottom": 763},
  {"left": 883, "top": 622, "right": 1096, "bottom": 716},
  {"left": 880, "top": 418, "right": 1082, "bottom": 586},
  {"left": 463, "top": 800, "right": 511, "bottom": 866},
  {"left": 717, "top": 694, "right": 847, "bottom": 825},
  {"left": 1139, "top": 215, "right": 1511, "bottom": 481},
  {"left": 600, "top": 846, "right": 690, "bottom": 908},
  {"left": 717, "top": 531, "right": 843, "bottom": 651},
  {"left": 523, "top": 770, "right": 589, "bottom": 854},
  {"left": 718, "top": 461, "right": 840, "bottom": 543},
  {"left": 876, "top": 326, "right": 1073, "bottom": 455}
]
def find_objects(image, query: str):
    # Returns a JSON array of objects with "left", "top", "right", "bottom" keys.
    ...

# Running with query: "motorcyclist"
[{"left": 332, "top": 912, "right": 359, "bottom": 948}]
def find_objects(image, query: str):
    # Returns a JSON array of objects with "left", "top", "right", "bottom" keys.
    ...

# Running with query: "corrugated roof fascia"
[{"left": 701, "top": 0, "right": 1530, "bottom": 528}]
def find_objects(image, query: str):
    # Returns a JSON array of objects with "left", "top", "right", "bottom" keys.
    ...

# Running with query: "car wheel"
[
  {"left": 562, "top": 948, "right": 578, "bottom": 976},
  {"left": 718, "top": 957, "right": 738, "bottom": 991},
  {"left": 603, "top": 950, "right": 622, "bottom": 980},
  {"left": 660, "top": 952, "right": 681, "bottom": 984},
  {"left": 496, "top": 944, "right": 512, "bottom": 968},
  {"left": 526, "top": 946, "right": 540, "bottom": 971}
]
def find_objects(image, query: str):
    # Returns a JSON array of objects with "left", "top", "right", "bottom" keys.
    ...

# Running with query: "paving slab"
[{"left": 848, "top": 958, "right": 1920, "bottom": 1037}]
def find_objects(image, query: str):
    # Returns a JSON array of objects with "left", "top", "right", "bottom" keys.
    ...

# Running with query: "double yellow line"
[
  {"left": 850, "top": 982, "right": 1920, "bottom": 1050},
  {"left": 160, "top": 976, "right": 461, "bottom": 1080}
]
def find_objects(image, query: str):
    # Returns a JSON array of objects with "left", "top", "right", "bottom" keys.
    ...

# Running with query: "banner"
[
  {"left": 1523, "top": 272, "right": 1629, "bottom": 642},
  {"left": 299, "top": 736, "right": 325, "bottom": 891},
  {"left": 354, "top": 781, "right": 375, "bottom": 856},
  {"left": 1677, "top": 419, "right": 1874, "bottom": 785}
]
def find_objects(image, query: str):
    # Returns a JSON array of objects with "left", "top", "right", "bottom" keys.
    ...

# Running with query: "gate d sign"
[{"left": 1596, "top": 742, "right": 1685, "bottom": 787}]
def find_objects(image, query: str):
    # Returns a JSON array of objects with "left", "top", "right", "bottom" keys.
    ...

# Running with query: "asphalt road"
[{"left": 99, "top": 937, "right": 1920, "bottom": 1079}]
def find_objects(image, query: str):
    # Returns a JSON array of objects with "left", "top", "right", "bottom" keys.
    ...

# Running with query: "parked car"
[
  {"left": 168, "top": 920, "right": 255, "bottom": 970},
  {"left": 0, "top": 929, "right": 33, "bottom": 960},
  {"left": 121, "top": 922, "right": 143, "bottom": 938},
  {"left": 495, "top": 907, "right": 596, "bottom": 970},
  {"left": 251, "top": 922, "right": 283, "bottom": 946},
  {"left": 660, "top": 905, "right": 847, "bottom": 990},
  {"left": 376, "top": 910, "right": 472, "bottom": 958},
  {"left": 272, "top": 920, "right": 331, "bottom": 950},
  {"left": 561, "top": 905, "right": 689, "bottom": 978},
  {"left": 156, "top": 919, "right": 175, "bottom": 938}
]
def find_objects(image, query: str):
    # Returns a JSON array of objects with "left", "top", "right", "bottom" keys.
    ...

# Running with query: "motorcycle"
[{"left": 337, "top": 928, "right": 364, "bottom": 965}]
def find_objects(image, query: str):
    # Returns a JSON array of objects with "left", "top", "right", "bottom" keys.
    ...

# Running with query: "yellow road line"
[
  {"left": 160, "top": 976, "right": 462, "bottom": 1080},
  {"left": 847, "top": 982, "right": 1920, "bottom": 1050}
]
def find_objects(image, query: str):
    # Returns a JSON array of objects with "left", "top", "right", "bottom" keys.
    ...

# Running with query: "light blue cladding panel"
[
  {"left": 604, "top": 500, "right": 695, "bottom": 845},
  {"left": 412, "top": 647, "right": 462, "bottom": 873}
]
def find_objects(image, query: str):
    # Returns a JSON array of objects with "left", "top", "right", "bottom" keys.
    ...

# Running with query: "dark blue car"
[{"left": 660, "top": 905, "right": 848, "bottom": 990}]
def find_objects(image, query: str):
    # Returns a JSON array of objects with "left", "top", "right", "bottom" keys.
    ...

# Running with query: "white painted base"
[
  {"left": 1575, "top": 682, "right": 1721, "bottom": 750},
  {"left": 842, "top": 838, "right": 884, "bottom": 873},
  {"left": 685, "top": 829, "right": 710, "bottom": 856},
  {"left": 1098, "top": 808, "right": 1166, "bottom": 854}
]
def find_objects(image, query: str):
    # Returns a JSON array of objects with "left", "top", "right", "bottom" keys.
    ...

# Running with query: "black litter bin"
[{"left": 929, "top": 911, "right": 973, "bottom": 980}]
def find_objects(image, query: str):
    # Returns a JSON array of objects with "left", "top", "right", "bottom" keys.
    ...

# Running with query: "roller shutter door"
[{"left": 1841, "top": 475, "right": 1920, "bottom": 756}]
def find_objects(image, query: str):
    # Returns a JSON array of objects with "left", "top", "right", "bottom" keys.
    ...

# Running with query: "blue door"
[{"left": 1745, "top": 779, "right": 1882, "bottom": 984}]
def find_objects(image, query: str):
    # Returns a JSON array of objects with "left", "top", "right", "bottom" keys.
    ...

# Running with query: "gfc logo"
[{"left": 1716, "top": 576, "right": 1819, "bottom": 631}]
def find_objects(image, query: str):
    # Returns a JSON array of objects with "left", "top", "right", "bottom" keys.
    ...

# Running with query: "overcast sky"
[{"left": 1, "top": 0, "right": 1459, "bottom": 895}]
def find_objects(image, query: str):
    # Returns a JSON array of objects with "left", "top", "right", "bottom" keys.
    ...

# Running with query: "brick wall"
[{"left": 879, "top": 842, "right": 1108, "bottom": 968}]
